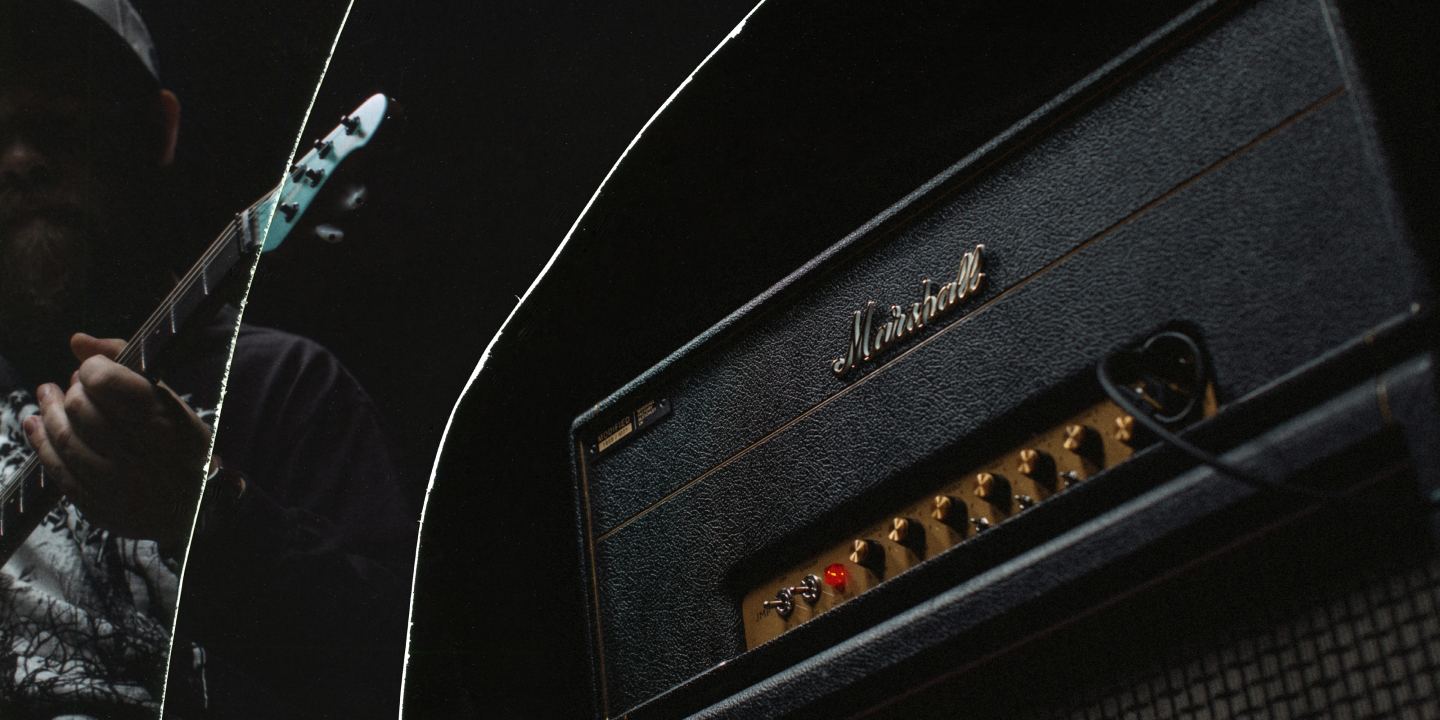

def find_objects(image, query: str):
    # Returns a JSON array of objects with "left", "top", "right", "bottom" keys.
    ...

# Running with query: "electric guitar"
[{"left": 0, "top": 94, "right": 394, "bottom": 561}]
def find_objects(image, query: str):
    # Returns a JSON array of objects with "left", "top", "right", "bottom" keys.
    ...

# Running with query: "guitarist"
[{"left": 0, "top": 1, "right": 415, "bottom": 718}]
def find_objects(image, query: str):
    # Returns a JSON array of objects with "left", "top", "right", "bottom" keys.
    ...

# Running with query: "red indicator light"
[{"left": 823, "top": 563, "right": 849, "bottom": 592}]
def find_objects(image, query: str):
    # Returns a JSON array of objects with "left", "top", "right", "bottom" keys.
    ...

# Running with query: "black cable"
[{"left": 1096, "top": 337, "right": 1424, "bottom": 507}]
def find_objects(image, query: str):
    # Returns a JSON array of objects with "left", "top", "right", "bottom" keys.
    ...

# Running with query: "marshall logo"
[{"left": 830, "top": 244, "right": 985, "bottom": 377}]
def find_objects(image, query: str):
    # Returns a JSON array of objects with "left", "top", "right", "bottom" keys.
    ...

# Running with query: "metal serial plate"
[{"left": 586, "top": 398, "right": 671, "bottom": 462}]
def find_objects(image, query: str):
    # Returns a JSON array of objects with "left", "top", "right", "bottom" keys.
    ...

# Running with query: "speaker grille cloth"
[{"left": 1021, "top": 552, "right": 1440, "bottom": 720}]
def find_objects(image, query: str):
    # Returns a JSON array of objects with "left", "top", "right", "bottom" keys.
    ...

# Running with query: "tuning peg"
[
  {"left": 313, "top": 138, "right": 334, "bottom": 158},
  {"left": 314, "top": 224, "right": 344, "bottom": 243},
  {"left": 340, "top": 184, "right": 368, "bottom": 213},
  {"left": 278, "top": 202, "right": 299, "bottom": 221},
  {"left": 304, "top": 167, "right": 326, "bottom": 186},
  {"left": 340, "top": 115, "right": 360, "bottom": 134}
]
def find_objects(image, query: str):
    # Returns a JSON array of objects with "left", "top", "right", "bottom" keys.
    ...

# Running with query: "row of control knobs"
[
  {"left": 845, "top": 418, "right": 1143, "bottom": 573},
  {"left": 759, "top": 414, "right": 1138, "bottom": 624},
  {"left": 846, "top": 418, "right": 1143, "bottom": 569}
]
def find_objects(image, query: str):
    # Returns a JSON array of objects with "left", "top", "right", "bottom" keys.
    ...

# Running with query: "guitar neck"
[
  {"left": 116, "top": 190, "right": 277, "bottom": 378},
  {"left": 0, "top": 188, "right": 278, "bottom": 551}
]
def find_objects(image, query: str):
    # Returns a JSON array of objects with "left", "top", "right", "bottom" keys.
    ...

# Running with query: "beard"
[
  {"left": 0, "top": 214, "right": 92, "bottom": 345},
  {"left": 0, "top": 184, "right": 169, "bottom": 386}
]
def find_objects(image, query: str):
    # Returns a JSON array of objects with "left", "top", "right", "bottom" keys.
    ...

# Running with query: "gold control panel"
[{"left": 742, "top": 390, "right": 1216, "bottom": 649}]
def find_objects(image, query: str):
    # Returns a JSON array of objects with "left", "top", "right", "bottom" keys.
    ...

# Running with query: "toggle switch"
[
  {"left": 763, "top": 588, "right": 795, "bottom": 619},
  {"left": 761, "top": 574, "right": 822, "bottom": 620},
  {"left": 791, "top": 574, "right": 821, "bottom": 604}
]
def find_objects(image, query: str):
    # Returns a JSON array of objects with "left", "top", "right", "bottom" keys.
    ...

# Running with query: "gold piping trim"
[
  {"left": 1376, "top": 374, "right": 1394, "bottom": 427},
  {"left": 577, "top": 439, "right": 611, "bottom": 716}
]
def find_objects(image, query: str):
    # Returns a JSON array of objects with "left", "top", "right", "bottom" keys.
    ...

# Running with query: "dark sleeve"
[{"left": 173, "top": 325, "right": 417, "bottom": 720}]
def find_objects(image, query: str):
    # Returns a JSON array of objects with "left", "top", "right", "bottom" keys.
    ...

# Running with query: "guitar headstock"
[{"left": 256, "top": 93, "right": 392, "bottom": 252}]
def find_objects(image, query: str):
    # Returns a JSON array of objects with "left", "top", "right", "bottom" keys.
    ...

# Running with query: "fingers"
[
  {"left": 22, "top": 413, "right": 77, "bottom": 497},
  {"left": 68, "top": 340, "right": 201, "bottom": 429},
  {"left": 22, "top": 385, "right": 112, "bottom": 500},
  {"left": 70, "top": 333, "right": 126, "bottom": 362},
  {"left": 22, "top": 344, "right": 212, "bottom": 545},
  {"left": 73, "top": 355, "right": 165, "bottom": 424},
  {"left": 40, "top": 384, "right": 116, "bottom": 479}
]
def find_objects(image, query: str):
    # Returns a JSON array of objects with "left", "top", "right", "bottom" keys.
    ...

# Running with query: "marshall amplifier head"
[{"left": 569, "top": 0, "right": 1439, "bottom": 717}]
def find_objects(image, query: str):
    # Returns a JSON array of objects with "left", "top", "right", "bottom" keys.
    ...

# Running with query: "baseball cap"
[
  {"left": 65, "top": 0, "right": 159, "bottom": 80},
  {"left": 1, "top": 0, "right": 160, "bottom": 93}
]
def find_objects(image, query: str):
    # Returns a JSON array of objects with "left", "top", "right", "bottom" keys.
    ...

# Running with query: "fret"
[
  {"left": 236, "top": 211, "right": 253, "bottom": 253},
  {"left": 210, "top": 225, "right": 243, "bottom": 275},
  {"left": 236, "top": 204, "right": 267, "bottom": 254},
  {"left": 142, "top": 320, "right": 169, "bottom": 372},
  {"left": 170, "top": 274, "right": 206, "bottom": 334},
  {"left": 0, "top": 458, "right": 60, "bottom": 543}
]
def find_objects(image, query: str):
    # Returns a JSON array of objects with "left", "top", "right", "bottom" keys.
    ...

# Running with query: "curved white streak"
[
  {"left": 397, "top": 2, "right": 769, "bottom": 714},
  {"left": 159, "top": 0, "right": 358, "bottom": 715}
]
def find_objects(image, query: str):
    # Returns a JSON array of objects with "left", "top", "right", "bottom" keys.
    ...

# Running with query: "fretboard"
[{"left": 0, "top": 189, "right": 278, "bottom": 556}]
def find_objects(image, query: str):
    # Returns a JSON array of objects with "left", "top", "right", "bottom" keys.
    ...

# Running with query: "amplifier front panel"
[{"left": 571, "top": 0, "right": 1430, "bottom": 714}]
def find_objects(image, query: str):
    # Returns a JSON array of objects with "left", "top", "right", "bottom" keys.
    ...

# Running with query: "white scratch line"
[
  {"left": 158, "top": 1, "right": 358, "bottom": 715},
  {"left": 398, "top": 2, "right": 769, "bottom": 715}
]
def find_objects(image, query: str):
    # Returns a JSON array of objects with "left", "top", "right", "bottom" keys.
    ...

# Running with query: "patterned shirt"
[{"left": 0, "top": 389, "right": 213, "bottom": 718}]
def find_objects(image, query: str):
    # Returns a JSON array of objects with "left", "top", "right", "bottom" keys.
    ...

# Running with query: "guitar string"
[
  {"left": 115, "top": 188, "right": 278, "bottom": 369},
  {"left": 1, "top": 212, "right": 250, "bottom": 509},
  {"left": 0, "top": 187, "right": 280, "bottom": 514},
  {"left": 114, "top": 194, "right": 266, "bottom": 367}
]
